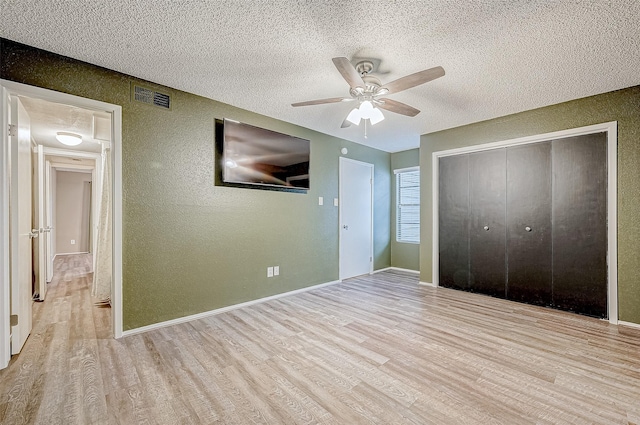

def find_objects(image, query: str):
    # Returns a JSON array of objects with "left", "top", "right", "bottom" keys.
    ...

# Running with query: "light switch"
[
  {"left": 334, "top": 198, "right": 339, "bottom": 207},
  {"left": 274, "top": 266, "right": 280, "bottom": 276},
  {"left": 318, "top": 196, "right": 324, "bottom": 206}
]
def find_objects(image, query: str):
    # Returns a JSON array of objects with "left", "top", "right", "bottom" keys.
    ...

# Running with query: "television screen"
[{"left": 222, "top": 119, "right": 310, "bottom": 190}]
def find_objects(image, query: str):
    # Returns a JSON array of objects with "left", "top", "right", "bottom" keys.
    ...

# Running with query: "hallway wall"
[{"left": 55, "top": 171, "right": 92, "bottom": 253}]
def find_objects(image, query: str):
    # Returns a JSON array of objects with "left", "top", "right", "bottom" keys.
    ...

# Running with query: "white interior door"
[
  {"left": 45, "top": 159, "right": 53, "bottom": 282},
  {"left": 35, "top": 145, "right": 46, "bottom": 300},
  {"left": 10, "top": 96, "right": 33, "bottom": 354},
  {"left": 339, "top": 158, "right": 373, "bottom": 280}
]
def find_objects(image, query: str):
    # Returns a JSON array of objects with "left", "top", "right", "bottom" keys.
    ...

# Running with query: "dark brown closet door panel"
[
  {"left": 506, "top": 142, "right": 552, "bottom": 306},
  {"left": 552, "top": 133, "right": 607, "bottom": 318},
  {"left": 439, "top": 155, "right": 469, "bottom": 290},
  {"left": 469, "top": 149, "right": 506, "bottom": 298}
]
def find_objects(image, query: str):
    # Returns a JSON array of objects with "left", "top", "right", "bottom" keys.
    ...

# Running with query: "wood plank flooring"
[{"left": 1, "top": 255, "right": 639, "bottom": 424}]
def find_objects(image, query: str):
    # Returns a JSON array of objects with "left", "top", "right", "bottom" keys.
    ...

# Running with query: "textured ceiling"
[
  {"left": 2, "top": 1, "right": 639, "bottom": 152},
  {"left": 19, "top": 96, "right": 108, "bottom": 153}
]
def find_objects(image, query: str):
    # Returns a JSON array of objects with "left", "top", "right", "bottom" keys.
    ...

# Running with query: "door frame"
[
  {"left": 0, "top": 80, "right": 124, "bottom": 369},
  {"left": 45, "top": 147, "right": 102, "bottom": 265},
  {"left": 338, "top": 157, "right": 374, "bottom": 280},
  {"left": 432, "top": 121, "right": 618, "bottom": 324}
]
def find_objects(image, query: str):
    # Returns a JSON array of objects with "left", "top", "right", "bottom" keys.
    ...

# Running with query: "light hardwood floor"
[{"left": 1, "top": 254, "right": 639, "bottom": 424}]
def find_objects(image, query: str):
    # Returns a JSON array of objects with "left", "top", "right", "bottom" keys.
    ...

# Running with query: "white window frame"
[{"left": 394, "top": 166, "right": 420, "bottom": 244}]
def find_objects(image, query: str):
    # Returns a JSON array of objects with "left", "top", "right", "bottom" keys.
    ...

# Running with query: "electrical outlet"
[
  {"left": 267, "top": 267, "right": 274, "bottom": 278},
  {"left": 318, "top": 196, "right": 323, "bottom": 206},
  {"left": 70, "top": 239, "right": 76, "bottom": 245},
  {"left": 274, "top": 266, "right": 280, "bottom": 276}
]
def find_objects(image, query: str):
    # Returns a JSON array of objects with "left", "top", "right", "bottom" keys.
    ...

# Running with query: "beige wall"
[{"left": 55, "top": 171, "right": 92, "bottom": 254}]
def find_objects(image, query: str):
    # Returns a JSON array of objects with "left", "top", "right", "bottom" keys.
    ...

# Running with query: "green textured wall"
[
  {"left": 1, "top": 39, "right": 391, "bottom": 330},
  {"left": 390, "top": 149, "right": 420, "bottom": 271},
  {"left": 420, "top": 86, "right": 640, "bottom": 325}
]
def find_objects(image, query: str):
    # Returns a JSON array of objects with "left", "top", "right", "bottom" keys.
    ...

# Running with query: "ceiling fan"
[{"left": 292, "top": 57, "right": 445, "bottom": 130}]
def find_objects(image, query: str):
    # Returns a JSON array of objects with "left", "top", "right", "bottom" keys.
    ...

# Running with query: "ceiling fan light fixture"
[
  {"left": 357, "top": 100, "right": 384, "bottom": 125},
  {"left": 56, "top": 131, "right": 83, "bottom": 146},
  {"left": 346, "top": 108, "right": 362, "bottom": 126},
  {"left": 369, "top": 107, "right": 385, "bottom": 125},
  {"left": 359, "top": 100, "right": 374, "bottom": 117}
]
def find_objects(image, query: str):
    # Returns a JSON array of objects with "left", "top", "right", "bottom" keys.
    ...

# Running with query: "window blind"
[{"left": 396, "top": 169, "right": 420, "bottom": 243}]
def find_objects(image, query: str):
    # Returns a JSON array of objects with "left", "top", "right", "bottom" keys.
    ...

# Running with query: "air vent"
[{"left": 132, "top": 84, "right": 171, "bottom": 110}]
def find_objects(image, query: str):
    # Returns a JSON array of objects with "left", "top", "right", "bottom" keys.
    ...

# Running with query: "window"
[{"left": 395, "top": 167, "right": 420, "bottom": 243}]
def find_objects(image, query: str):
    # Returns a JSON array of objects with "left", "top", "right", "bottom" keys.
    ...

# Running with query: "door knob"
[
  {"left": 29, "top": 229, "right": 39, "bottom": 238},
  {"left": 343, "top": 225, "right": 349, "bottom": 230},
  {"left": 525, "top": 226, "right": 532, "bottom": 232},
  {"left": 483, "top": 225, "right": 490, "bottom": 231}
]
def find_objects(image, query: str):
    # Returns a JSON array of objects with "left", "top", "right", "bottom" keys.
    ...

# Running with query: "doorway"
[
  {"left": 44, "top": 151, "right": 102, "bottom": 287},
  {"left": 339, "top": 157, "right": 374, "bottom": 280},
  {"left": 0, "top": 80, "right": 123, "bottom": 369}
]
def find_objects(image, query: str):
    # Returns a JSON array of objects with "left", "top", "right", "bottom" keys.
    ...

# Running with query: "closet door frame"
[{"left": 432, "top": 121, "right": 618, "bottom": 324}]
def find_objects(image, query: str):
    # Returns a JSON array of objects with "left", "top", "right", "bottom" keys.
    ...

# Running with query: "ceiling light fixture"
[
  {"left": 345, "top": 100, "right": 385, "bottom": 127},
  {"left": 56, "top": 131, "right": 83, "bottom": 146}
]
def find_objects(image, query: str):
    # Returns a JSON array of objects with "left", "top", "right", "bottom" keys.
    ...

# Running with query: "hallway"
[{"left": 0, "top": 253, "right": 111, "bottom": 423}]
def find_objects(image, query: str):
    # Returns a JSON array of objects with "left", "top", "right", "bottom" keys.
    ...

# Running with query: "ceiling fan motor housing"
[{"left": 350, "top": 61, "right": 385, "bottom": 100}]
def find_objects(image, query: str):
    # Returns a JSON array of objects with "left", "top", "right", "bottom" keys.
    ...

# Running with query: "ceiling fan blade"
[
  {"left": 381, "top": 66, "right": 445, "bottom": 95},
  {"left": 332, "top": 57, "right": 365, "bottom": 89},
  {"left": 377, "top": 98, "right": 421, "bottom": 117},
  {"left": 291, "top": 97, "right": 348, "bottom": 107}
]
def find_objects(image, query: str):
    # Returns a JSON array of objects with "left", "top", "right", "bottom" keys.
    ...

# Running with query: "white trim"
[
  {"left": 432, "top": 152, "right": 440, "bottom": 290},
  {"left": 606, "top": 123, "right": 618, "bottom": 325},
  {"left": 49, "top": 166, "right": 94, "bottom": 173},
  {"left": 418, "top": 281, "right": 437, "bottom": 288},
  {"left": 122, "top": 279, "right": 342, "bottom": 337},
  {"left": 0, "top": 80, "right": 124, "bottom": 355},
  {"left": 393, "top": 165, "right": 419, "bottom": 174},
  {"left": 372, "top": 266, "right": 420, "bottom": 275},
  {"left": 618, "top": 320, "right": 640, "bottom": 330},
  {"left": 339, "top": 157, "right": 374, "bottom": 280},
  {"left": 43, "top": 147, "right": 101, "bottom": 159},
  {"left": 432, "top": 122, "right": 616, "bottom": 157},
  {"left": 112, "top": 111, "right": 123, "bottom": 338},
  {"left": 55, "top": 251, "right": 90, "bottom": 256},
  {"left": 431, "top": 121, "right": 618, "bottom": 324},
  {"left": 0, "top": 87, "right": 10, "bottom": 369}
]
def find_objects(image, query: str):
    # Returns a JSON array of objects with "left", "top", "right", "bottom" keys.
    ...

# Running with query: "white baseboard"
[
  {"left": 56, "top": 251, "right": 89, "bottom": 256},
  {"left": 618, "top": 320, "right": 640, "bottom": 330},
  {"left": 372, "top": 267, "right": 419, "bottom": 274},
  {"left": 418, "top": 281, "right": 437, "bottom": 288},
  {"left": 121, "top": 279, "right": 342, "bottom": 337}
]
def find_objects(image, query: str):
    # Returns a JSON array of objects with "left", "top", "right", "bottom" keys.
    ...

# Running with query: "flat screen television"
[{"left": 222, "top": 118, "right": 310, "bottom": 190}]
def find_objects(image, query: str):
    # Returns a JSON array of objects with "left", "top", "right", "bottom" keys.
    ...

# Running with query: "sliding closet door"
[
  {"left": 468, "top": 149, "right": 506, "bottom": 297},
  {"left": 439, "top": 155, "right": 469, "bottom": 290},
  {"left": 552, "top": 133, "right": 607, "bottom": 317},
  {"left": 506, "top": 142, "right": 552, "bottom": 306}
]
